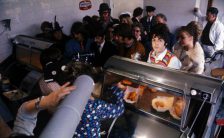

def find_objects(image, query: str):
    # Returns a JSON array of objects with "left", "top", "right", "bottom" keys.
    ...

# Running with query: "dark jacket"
[
  {"left": 123, "top": 41, "right": 146, "bottom": 60},
  {"left": 140, "top": 16, "right": 157, "bottom": 34},
  {"left": 132, "top": 17, "right": 141, "bottom": 24},
  {"left": 91, "top": 41, "right": 117, "bottom": 67},
  {"left": 98, "top": 17, "right": 119, "bottom": 31}
]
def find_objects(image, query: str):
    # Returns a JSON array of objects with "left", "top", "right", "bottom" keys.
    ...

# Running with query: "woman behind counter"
[
  {"left": 173, "top": 21, "right": 205, "bottom": 74},
  {"left": 147, "top": 23, "right": 182, "bottom": 69}
]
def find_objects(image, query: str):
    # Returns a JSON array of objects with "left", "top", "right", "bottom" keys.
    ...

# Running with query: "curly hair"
[
  {"left": 150, "top": 23, "right": 170, "bottom": 45},
  {"left": 178, "top": 21, "right": 202, "bottom": 46}
]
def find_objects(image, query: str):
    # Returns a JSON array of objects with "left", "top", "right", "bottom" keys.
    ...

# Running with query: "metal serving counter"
[{"left": 102, "top": 56, "right": 223, "bottom": 138}]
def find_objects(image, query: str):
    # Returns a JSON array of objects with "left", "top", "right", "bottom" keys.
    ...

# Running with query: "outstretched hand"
[{"left": 43, "top": 82, "right": 76, "bottom": 109}]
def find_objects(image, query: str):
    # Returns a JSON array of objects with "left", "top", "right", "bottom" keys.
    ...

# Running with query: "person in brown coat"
[{"left": 119, "top": 24, "right": 145, "bottom": 60}]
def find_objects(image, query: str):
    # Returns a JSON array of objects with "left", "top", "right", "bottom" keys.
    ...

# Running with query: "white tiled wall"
[
  {"left": 0, "top": 0, "right": 218, "bottom": 63},
  {"left": 110, "top": 0, "right": 144, "bottom": 19}
]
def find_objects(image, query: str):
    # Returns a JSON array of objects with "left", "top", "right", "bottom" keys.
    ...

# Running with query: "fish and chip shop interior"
[{"left": 1, "top": 0, "right": 224, "bottom": 138}]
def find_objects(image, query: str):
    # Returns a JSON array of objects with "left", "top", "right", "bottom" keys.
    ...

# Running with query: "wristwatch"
[{"left": 35, "top": 96, "right": 43, "bottom": 110}]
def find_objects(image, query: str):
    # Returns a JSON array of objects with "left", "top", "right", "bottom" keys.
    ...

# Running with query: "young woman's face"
[
  {"left": 152, "top": 35, "right": 166, "bottom": 53},
  {"left": 179, "top": 31, "right": 193, "bottom": 48},
  {"left": 120, "top": 18, "right": 128, "bottom": 24}
]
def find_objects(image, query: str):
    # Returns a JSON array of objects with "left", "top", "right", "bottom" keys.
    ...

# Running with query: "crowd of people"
[
  {"left": 35, "top": 3, "right": 224, "bottom": 75},
  {"left": 1, "top": 2, "right": 224, "bottom": 138}
]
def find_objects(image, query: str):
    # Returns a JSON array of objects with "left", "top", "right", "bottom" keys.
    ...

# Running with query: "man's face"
[
  {"left": 53, "top": 31, "right": 62, "bottom": 40},
  {"left": 94, "top": 36, "right": 105, "bottom": 46},
  {"left": 147, "top": 11, "right": 154, "bottom": 17},
  {"left": 107, "top": 27, "right": 114, "bottom": 41},
  {"left": 206, "top": 12, "right": 216, "bottom": 22},
  {"left": 123, "top": 37, "right": 134, "bottom": 48},
  {"left": 74, "top": 33, "right": 83, "bottom": 41},
  {"left": 132, "top": 27, "right": 141, "bottom": 39},
  {"left": 102, "top": 10, "right": 110, "bottom": 21},
  {"left": 113, "top": 34, "right": 123, "bottom": 45},
  {"left": 152, "top": 35, "right": 166, "bottom": 54},
  {"left": 156, "top": 16, "right": 166, "bottom": 24}
]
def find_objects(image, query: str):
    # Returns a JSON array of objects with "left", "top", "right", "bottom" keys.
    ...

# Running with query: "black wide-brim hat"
[
  {"left": 53, "top": 21, "right": 63, "bottom": 32},
  {"left": 146, "top": 6, "right": 156, "bottom": 12},
  {"left": 98, "top": 3, "right": 111, "bottom": 12}
]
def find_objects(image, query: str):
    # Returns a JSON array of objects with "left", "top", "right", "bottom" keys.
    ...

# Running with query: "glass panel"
[
  {"left": 102, "top": 72, "right": 186, "bottom": 127},
  {"left": 30, "top": 49, "right": 42, "bottom": 69}
]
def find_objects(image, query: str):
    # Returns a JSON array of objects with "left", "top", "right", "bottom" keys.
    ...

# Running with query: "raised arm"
[
  {"left": 12, "top": 82, "right": 75, "bottom": 136},
  {"left": 193, "top": 7, "right": 206, "bottom": 22},
  {"left": 96, "top": 85, "right": 125, "bottom": 119}
]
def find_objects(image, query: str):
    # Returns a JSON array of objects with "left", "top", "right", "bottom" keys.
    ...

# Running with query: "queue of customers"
[
  {"left": 1, "top": 3, "right": 224, "bottom": 138},
  {"left": 35, "top": 3, "right": 224, "bottom": 75}
]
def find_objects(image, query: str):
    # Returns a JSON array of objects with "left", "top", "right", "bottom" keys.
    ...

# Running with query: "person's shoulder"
[
  {"left": 63, "top": 34, "right": 71, "bottom": 40},
  {"left": 132, "top": 17, "right": 137, "bottom": 21},
  {"left": 135, "top": 41, "right": 145, "bottom": 51},
  {"left": 135, "top": 41, "right": 144, "bottom": 47},
  {"left": 92, "top": 99, "right": 107, "bottom": 108},
  {"left": 214, "top": 19, "right": 224, "bottom": 28},
  {"left": 170, "top": 52, "right": 180, "bottom": 61},
  {"left": 105, "top": 41, "right": 116, "bottom": 47},
  {"left": 66, "top": 39, "right": 79, "bottom": 46},
  {"left": 192, "top": 42, "right": 205, "bottom": 58},
  {"left": 194, "top": 42, "right": 203, "bottom": 50},
  {"left": 169, "top": 55, "right": 182, "bottom": 69},
  {"left": 152, "top": 16, "right": 157, "bottom": 20},
  {"left": 111, "top": 17, "right": 119, "bottom": 24},
  {"left": 140, "top": 16, "right": 147, "bottom": 22}
]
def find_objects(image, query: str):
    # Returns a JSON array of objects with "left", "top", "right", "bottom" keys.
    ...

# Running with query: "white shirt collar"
[
  {"left": 99, "top": 40, "right": 105, "bottom": 53},
  {"left": 137, "top": 36, "right": 141, "bottom": 41},
  {"left": 147, "top": 16, "right": 153, "bottom": 22},
  {"left": 151, "top": 48, "right": 168, "bottom": 61}
]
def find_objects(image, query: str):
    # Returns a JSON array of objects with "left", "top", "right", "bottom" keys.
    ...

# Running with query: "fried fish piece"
[
  {"left": 127, "top": 92, "right": 137, "bottom": 101},
  {"left": 121, "top": 79, "right": 132, "bottom": 85}
]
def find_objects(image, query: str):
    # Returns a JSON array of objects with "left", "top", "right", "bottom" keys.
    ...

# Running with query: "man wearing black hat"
[
  {"left": 118, "top": 23, "right": 146, "bottom": 60},
  {"left": 52, "top": 21, "right": 70, "bottom": 54},
  {"left": 140, "top": 6, "right": 157, "bottom": 36},
  {"left": 36, "top": 21, "right": 54, "bottom": 41},
  {"left": 98, "top": 3, "right": 119, "bottom": 31}
]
